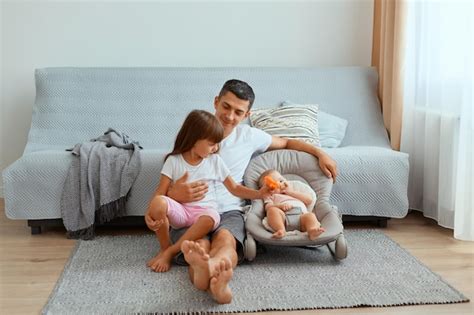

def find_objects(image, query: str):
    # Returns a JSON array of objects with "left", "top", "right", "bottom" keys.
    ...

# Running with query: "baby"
[{"left": 259, "top": 170, "right": 325, "bottom": 240}]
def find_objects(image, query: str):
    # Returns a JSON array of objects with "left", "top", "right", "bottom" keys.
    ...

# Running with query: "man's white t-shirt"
[
  {"left": 161, "top": 154, "right": 230, "bottom": 209},
  {"left": 215, "top": 124, "right": 272, "bottom": 213}
]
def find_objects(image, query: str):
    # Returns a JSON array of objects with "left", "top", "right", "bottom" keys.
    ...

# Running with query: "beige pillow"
[{"left": 250, "top": 104, "right": 320, "bottom": 147}]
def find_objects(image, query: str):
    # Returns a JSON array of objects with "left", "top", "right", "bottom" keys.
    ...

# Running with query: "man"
[{"left": 146, "top": 79, "right": 337, "bottom": 303}]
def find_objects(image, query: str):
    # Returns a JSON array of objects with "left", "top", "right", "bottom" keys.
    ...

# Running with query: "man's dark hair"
[{"left": 218, "top": 79, "right": 255, "bottom": 110}]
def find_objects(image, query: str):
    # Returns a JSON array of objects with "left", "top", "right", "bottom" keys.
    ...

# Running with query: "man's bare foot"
[
  {"left": 308, "top": 226, "right": 325, "bottom": 240},
  {"left": 272, "top": 229, "right": 286, "bottom": 239},
  {"left": 182, "top": 240, "right": 212, "bottom": 290},
  {"left": 147, "top": 248, "right": 174, "bottom": 272},
  {"left": 209, "top": 258, "right": 233, "bottom": 304}
]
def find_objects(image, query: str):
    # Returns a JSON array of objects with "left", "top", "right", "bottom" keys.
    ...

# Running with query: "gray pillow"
[
  {"left": 250, "top": 104, "right": 321, "bottom": 147},
  {"left": 282, "top": 101, "right": 348, "bottom": 148}
]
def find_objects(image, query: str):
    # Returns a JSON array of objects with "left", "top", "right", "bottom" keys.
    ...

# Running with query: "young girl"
[{"left": 145, "top": 110, "right": 272, "bottom": 272}]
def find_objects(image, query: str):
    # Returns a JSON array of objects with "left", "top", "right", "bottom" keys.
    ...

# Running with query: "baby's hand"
[
  {"left": 280, "top": 182, "right": 292, "bottom": 194},
  {"left": 280, "top": 204, "right": 293, "bottom": 212}
]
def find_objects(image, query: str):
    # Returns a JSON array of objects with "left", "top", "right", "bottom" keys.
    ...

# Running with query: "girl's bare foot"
[
  {"left": 272, "top": 229, "right": 286, "bottom": 239},
  {"left": 209, "top": 258, "right": 233, "bottom": 304},
  {"left": 308, "top": 226, "right": 325, "bottom": 240},
  {"left": 182, "top": 240, "right": 212, "bottom": 290},
  {"left": 147, "top": 248, "right": 174, "bottom": 272},
  {"left": 147, "top": 253, "right": 160, "bottom": 268}
]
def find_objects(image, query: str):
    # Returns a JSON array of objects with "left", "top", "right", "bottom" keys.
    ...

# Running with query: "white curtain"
[{"left": 401, "top": 0, "right": 473, "bottom": 240}]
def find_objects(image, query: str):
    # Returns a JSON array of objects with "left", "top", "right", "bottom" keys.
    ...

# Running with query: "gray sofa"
[{"left": 2, "top": 67, "right": 409, "bottom": 233}]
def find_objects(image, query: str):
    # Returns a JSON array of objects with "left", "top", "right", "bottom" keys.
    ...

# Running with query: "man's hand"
[
  {"left": 318, "top": 154, "right": 338, "bottom": 183},
  {"left": 167, "top": 171, "right": 208, "bottom": 203}
]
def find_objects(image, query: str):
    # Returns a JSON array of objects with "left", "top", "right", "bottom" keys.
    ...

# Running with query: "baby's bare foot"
[
  {"left": 147, "top": 248, "right": 174, "bottom": 272},
  {"left": 272, "top": 229, "right": 286, "bottom": 239},
  {"left": 209, "top": 258, "right": 233, "bottom": 304},
  {"left": 182, "top": 240, "right": 211, "bottom": 290},
  {"left": 308, "top": 226, "right": 325, "bottom": 240}
]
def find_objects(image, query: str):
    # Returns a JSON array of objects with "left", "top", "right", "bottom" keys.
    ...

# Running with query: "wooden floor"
[{"left": 0, "top": 199, "right": 472, "bottom": 315}]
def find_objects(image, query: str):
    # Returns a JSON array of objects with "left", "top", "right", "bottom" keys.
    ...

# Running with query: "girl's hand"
[
  {"left": 259, "top": 186, "right": 273, "bottom": 199},
  {"left": 145, "top": 212, "right": 164, "bottom": 232},
  {"left": 280, "top": 203, "right": 293, "bottom": 212}
]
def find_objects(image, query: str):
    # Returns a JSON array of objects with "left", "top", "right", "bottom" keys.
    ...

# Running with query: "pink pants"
[{"left": 162, "top": 196, "right": 220, "bottom": 230}]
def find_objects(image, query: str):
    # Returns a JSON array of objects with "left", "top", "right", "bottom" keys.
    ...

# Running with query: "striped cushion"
[{"left": 250, "top": 104, "right": 321, "bottom": 147}]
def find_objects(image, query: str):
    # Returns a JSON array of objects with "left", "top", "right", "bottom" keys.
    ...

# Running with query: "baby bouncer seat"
[{"left": 243, "top": 150, "right": 348, "bottom": 261}]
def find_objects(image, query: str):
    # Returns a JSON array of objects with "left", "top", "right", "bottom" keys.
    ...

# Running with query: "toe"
[
  {"left": 223, "top": 258, "right": 231, "bottom": 269},
  {"left": 181, "top": 240, "right": 190, "bottom": 251},
  {"left": 219, "top": 260, "right": 226, "bottom": 271}
]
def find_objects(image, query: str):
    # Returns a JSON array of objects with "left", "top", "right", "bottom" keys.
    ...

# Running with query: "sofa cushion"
[
  {"left": 3, "top": 146, "right": 409, "bottom": 220},
  {"left": 249, "top": 105, "right": 321, "bottom": 146},
  {"left": 25, "top": 67, "right": 391, "bottom": 154},
  {"left": 3, "top": 150, "right": 166, "bottom": 219},
  {"left": 282, "top": 101, "right": 348, "bottom": 148}
]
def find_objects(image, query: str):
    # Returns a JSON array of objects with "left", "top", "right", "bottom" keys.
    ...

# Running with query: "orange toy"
[{"left": 264, "top": 176, "right": 279, "bottom": 190}]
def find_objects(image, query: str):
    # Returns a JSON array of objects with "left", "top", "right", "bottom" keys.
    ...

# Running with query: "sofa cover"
[{"left": 2, "top": 67, "right": 409, "bottom": 227}]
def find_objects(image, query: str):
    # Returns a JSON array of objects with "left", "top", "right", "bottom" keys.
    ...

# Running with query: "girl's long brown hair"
[{"left": 165, "top": 110, "right": 224, "bottom": 161}]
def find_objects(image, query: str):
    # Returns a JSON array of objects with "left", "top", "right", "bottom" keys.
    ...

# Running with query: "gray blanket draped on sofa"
[{"left": 60, "top": 128, "right": 142, "bottom": 239}]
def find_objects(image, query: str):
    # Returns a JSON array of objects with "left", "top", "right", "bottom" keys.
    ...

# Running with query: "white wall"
[{"left": 0, "top": 0, "right": 374, "bottom": 196}]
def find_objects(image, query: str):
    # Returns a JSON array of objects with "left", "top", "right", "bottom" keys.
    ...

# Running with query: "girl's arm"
[
  {"left": 151, "top": 175, "right": 172, "bottom": 197},
  {"left": 223, "top": 176, "right": 271, "bottom": 200}
]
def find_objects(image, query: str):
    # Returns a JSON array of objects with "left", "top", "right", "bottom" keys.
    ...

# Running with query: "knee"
[
  {"left": 213, "top": 229, "right": 236, "bottom": 248},
  {"left": 148, "top": 196, "right": 168, "bottom": 218},
  {"left": 300, "top": 212, "right": 316, "bottom": 222},
  {"left": 197, "top": 215, "right": 215, "bottom": 230}
]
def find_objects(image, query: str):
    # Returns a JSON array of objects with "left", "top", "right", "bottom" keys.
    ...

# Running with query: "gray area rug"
[{"left": 42, "top": 229, "right": 468, "bottom": 314}]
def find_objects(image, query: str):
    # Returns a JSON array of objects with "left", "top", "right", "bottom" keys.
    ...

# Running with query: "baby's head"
[{"left": 258, "top": 169, "right": 287, "bottom": 192}]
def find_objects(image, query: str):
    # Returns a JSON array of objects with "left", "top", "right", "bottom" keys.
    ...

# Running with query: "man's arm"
[
  {"left": 267, "top": 136, "right": 338, "bottom": 182},
  {"left": 166, "top": 171, "right": 209, "bottom": 203}
]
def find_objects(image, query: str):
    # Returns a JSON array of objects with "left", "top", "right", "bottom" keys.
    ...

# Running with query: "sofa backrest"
[{"left": 25, "top": 67, "right": 390, "bottom": 154}]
